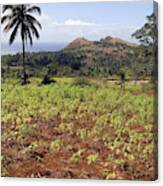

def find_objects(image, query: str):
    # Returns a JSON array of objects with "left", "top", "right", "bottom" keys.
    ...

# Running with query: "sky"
[{"left": 1, "top": 0, "right": 153, "bottom": 45}]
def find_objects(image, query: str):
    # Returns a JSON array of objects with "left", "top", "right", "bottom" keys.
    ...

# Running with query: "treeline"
[{"left": 1, "top": 43, "right": 154, "bottom": 80}]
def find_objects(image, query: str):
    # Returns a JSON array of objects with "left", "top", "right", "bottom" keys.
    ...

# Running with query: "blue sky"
[{"left": 2, "top": 0, "right": 153, "bottom": 44}]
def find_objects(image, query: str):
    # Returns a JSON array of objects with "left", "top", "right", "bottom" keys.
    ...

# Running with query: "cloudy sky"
[{"left": 1, "top": 0, "right": 153, "bottom": 45}]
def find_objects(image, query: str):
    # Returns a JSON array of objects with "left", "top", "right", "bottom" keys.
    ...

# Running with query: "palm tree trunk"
[{"left": 22, "top": 38, "right": 27, "bottom": 85}]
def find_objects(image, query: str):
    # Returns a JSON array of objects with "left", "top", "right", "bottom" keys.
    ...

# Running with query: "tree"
[
  {"left": 132, "top": 13, "right": 157, "bottom": 46},
  {"left": 1, "top": 5, "right": 42, "bottom": 84},
  {"left": 132, "top": 13, "right": 158, "bottom": 82},
  {"left": 41, "top": 66, "right": 56, "bottom": 85}
]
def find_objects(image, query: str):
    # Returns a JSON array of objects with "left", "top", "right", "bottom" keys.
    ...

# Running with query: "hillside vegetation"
[{"left": 2, "top": 36, "right": 154, "bottom": 80}]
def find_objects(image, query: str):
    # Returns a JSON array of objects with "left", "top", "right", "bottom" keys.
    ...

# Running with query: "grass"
[{"left": 1, "top": 77, "right": 157, "bottom": 180}]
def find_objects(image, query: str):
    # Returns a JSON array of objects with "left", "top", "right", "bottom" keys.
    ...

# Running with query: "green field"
[{"left": 1, "top": 77, "right": 157, "bottom": 179}]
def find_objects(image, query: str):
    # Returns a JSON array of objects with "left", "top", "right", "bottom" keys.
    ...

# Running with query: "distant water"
[{"left": 1, "top": 42, "right": 67, "bottom": 55}]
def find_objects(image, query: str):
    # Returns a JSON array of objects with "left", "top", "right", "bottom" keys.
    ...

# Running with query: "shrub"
[
  {"left": 50, "top": 139, "right": 61, "bottom": 150},
  {"left": 70, "top": 149, "right": 84, "bottom": 162},
  {"left": 86, "top": 153, "right": 98, "bottom": 164},
  {"left": 141, "top": 83, "right": 154, "bottom": 93},
  {"left": 72, "top": 77, "right": 90, "bottom": 87}
]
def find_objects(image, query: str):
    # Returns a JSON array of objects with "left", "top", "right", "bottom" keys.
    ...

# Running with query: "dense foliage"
[
  {"left": 1, "top": 37, "right": 154, "bottom": 80},
  {"left": 132, "top": 13, "right": 158, "bottom": 82}
]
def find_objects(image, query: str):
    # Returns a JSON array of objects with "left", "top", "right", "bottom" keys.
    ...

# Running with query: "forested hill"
[{"left": 1, "top": 36, "right": 153, "bottom": 79}]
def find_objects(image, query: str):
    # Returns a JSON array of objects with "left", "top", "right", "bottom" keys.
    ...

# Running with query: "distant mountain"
[
  {"left": 66, "top": 37, "right": 93, "bottom": 49},
  {"left": 62, "top": 36, "right": 138, "bottom": 67},
  {"left": 100, "top": 36, "right": 137, "bottom": 47},
  {"left": 65, "top": 36, "right": 137, "bottom": 50}
]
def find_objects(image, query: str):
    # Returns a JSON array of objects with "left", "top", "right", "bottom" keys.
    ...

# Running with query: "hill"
[
  {"left": 1, "top": 35, "right": 153, "bottom": 79},
  {"left": 66, "top": 37, "right": 93, "bottom": 49},
  {"left": 100, "top": 36, "right": 137, "bottom": 47}
]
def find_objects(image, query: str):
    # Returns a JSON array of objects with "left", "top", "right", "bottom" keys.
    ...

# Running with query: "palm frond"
[
  {"left": 1, "top": 15, "right": 13, "bottom": 24},
  {"left": 2, "top": 5, "right": 14, "bottom": 13},
  {"left": 1, "top": 4, "right": 42, "bottom": 46},
  {"left": 3, "top": 18, "right": 19, "bottom": 32},
  {"left": 27, "top": 6, "right": 41, "bottom": 15},
  {"left": 26, "top": 27, "right": 33, "bottom": 45},
  {"left": 9, "top": 21, "right": 20, "bottom": 44},
  {"left": 29, "top": 23, "right": 40, "bottom": 38},
  {"left": 26, "top": 14, "right": 42, "bottom": 29}
]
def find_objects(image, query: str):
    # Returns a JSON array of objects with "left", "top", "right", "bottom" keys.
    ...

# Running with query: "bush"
[
  {"left": 72, "top": 77, "right": 91, "bottom": 87},
  {"left": 141, "top": 83, "right": 154, "bottom": 93}
]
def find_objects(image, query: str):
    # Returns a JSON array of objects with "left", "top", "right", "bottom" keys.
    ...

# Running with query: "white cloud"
[
  {"left": 37, "top": 12, "right": 57, "bottom": 26},
  {"left": 38, "top": 12, "right": 98, "bottom": 27},
  {"left": 63, "top": 19, "right": 98, "bottom": 26}
]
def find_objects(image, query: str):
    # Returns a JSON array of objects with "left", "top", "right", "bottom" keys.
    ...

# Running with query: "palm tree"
[{"left": 1, "top": 5, "right": 42, "bottom": 84}]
